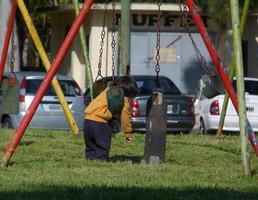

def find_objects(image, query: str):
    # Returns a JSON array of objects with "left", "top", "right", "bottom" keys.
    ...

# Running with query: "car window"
[
  {"left": 137, "top": 78, "right": 181, "bottom": 95},
  {"left": 233, "top": 80, "right": 258, "bottom": 95},
  {"left": 26, "top": 79, "right": 82, "bottom": 96}
]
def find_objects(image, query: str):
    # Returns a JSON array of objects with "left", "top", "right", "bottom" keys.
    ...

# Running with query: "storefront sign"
[{"left": 116, "top": 13, "right": 209, "bottom": 28}]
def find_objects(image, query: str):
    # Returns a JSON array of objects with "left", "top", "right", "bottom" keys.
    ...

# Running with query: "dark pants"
[{"left": 83, "top": 119, "right": 112, "bottom": 160}]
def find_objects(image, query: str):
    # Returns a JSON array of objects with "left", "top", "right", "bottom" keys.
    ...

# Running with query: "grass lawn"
[{"left": 0, "top": 129, "right": 258, "bottom": 200}]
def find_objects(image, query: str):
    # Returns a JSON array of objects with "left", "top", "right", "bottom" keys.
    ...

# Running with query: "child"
[{"left": 83, "top": 76, "right": 138, "bottom": 160}]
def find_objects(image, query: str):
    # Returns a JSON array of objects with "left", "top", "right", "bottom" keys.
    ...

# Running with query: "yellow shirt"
[{"left": 84, "top": 88, "right": 132, "bottom": 136}]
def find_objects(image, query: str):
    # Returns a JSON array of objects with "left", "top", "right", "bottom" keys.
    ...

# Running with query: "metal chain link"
[
  {"left": 96, "top": 1, "right": 109, "bottom": 80},
  {"left": 155, "top": 0, "right": 162, "bottom": 79},
  {"left": 9, "top": 28, "right": 15, "bottom": 72},
  {"left": 177, "top": 0, "right": 215, "bottom": 76},
  {"left": 111, "top": 1, "right": 116, "bottom": 79}
]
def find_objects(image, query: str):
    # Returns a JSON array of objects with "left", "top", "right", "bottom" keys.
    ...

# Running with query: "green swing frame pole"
[
  {"left": 185, "top": 0, "right": 258, "bottom": 156},
  {"left": 72, "top": 0, "right": 93, "bottom": 100},
  {"left": 120, "top": 0, "right": 131, "bottom": 75},
  {"left": 216, "top": 0, "right": 250, "bottom": 137},
  {"left": 230, "top": 0, "right": 250, "bottom": 175}
]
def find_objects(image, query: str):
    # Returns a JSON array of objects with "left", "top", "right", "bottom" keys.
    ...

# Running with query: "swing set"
[
  {"left": 0, "top": 0, "right": 257, "bottom": 168},
  {"left": 0, "top": 0, "right": 80, "bottom": 136}
]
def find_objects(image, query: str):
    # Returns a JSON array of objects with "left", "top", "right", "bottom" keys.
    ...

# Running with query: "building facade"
[{"left": 6, "top": 3, "right": 258, "bottom": 94}]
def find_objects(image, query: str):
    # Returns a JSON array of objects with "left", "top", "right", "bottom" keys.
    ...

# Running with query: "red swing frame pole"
[
  {"left": 185, "top": 0, "right": 258, "bottom": 156},
  {"left": 1, "top": 0, "right": 95, "bottom": 167},
  {"left": 0, "top": 0, "right": 17, "bottom": 87}
]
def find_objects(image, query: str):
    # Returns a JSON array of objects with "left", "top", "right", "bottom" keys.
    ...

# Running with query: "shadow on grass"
[
  {"left": 109, "top": 154, "right": 143, "bottom": 164},
  {"left": 19, "top": 140, "right": 35, "bottom": 146},
  {"left": 0, "top": 185, "right": 257, "bottom": 200}
]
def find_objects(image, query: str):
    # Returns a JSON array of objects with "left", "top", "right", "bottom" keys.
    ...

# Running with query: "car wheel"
[
  {"left": 2, "top": 117, "right": 13, "bottom": 129},
  {"left": 199, "top": 118, "right": 207, "bottom": 135},
  {"left": 109, "top": 118, "right": 121, "bottom": 134}
]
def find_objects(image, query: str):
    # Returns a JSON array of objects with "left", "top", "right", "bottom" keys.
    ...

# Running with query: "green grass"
[{"left": 0, "top": 129, "right": 258, "bottom": 200}]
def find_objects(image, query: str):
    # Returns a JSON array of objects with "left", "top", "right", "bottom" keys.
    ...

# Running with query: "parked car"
[
  {"left": 194, "top": 77, "right": 258, "bottom": 134},
  {"left": 84, "top": 75, "right": 195, "bottom": 133},
  {"left": 0, "top": 71, "right": 85, "bottom": 130}
]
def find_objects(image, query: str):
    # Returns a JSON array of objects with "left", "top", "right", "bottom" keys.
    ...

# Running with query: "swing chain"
[
  {"left": 111, "top": 1, "right": 116, "bottom": 78},
  {"left": 96, "top": 1, "right": 109, "bottom": 80},
  {"left": 10, "top": 28, "right": 15, "bottom": 72},
  {"left": 177, "top": 0, "right": 215, "bottom": 76},
  {"left": 7, "top": 27, "right": 17, "bottom": 87},
  {"left": 155, "top": 0, "right": 162, "bottom": 79}
]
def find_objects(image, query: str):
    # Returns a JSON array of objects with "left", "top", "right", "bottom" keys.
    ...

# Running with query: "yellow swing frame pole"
[{"left": 17, "top": 0, "right": 79, "bottom": 135}]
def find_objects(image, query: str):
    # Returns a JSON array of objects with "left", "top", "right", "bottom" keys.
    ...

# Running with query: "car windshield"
[
  {"left": 26, "top": 79, "right": 82, "bottom": 96},
  {"left": 137, "top": 78, "right": 181, "bottom": 95},
  {"left": 232, "top": 80, "right": 258, "bottom": 95}
]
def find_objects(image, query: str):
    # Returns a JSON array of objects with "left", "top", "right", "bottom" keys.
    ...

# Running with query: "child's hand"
[{"left": 125, "top": 135, "right": 132, "bottom": 144}]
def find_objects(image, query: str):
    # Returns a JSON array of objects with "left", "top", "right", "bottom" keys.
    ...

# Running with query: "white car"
[{"left": 194, "top": 77, "right": 258, "bottom": 134}]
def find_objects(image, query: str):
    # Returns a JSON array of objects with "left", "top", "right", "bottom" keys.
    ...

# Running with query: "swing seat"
[
  {"left": 106, "top": 85, "right": 124, "bottom": 115},
  {"left": 200, "top": 73, "right": 225, "bottom": 99},
  {"left": 144, "top": 91, "right": 167, "bottom": 165}
]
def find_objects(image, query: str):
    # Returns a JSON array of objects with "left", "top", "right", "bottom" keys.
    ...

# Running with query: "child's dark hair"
[{"left": 117, "top": 76, "right": 138, "bottom": 97}]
